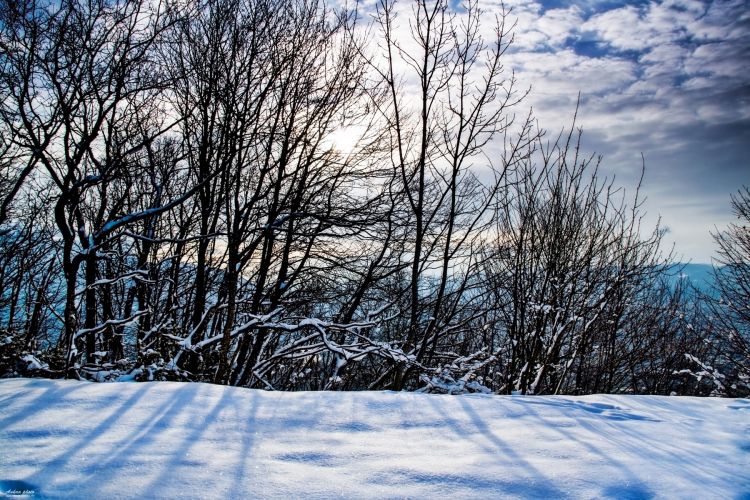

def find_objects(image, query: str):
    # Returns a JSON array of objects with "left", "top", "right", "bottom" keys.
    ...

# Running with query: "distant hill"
[{"left": 666, "top": 263, "right": 717, "bottom": 293}]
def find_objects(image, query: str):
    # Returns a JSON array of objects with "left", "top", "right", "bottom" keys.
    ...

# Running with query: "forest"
[{"left": 0, "top": 0, "right": 748, "bottom": 397}]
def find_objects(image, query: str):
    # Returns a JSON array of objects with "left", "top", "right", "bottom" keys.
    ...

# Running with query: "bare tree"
[
  {"left": 479, "top": 120, "right": 670, "bottom": 395},
  {"left": 360, "top": 0, "right": 533, "bottom": 390},
  {"left": 0, "top": 0, "right": 198, "bottom": 375},
  {"left": 686, "top": 187, "right": 750, "bottom": 396}
]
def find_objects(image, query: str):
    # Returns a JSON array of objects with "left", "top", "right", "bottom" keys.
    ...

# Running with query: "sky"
[{"left": 489, "top": 0, "right": 750, "bottom": 262}]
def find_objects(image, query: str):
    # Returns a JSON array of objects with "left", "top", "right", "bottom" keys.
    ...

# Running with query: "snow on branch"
[
  {"left": 75, "top": 310, "right": 149, "bottom": 340},
  {"left": 418, "top": 349, "right": 496, "bottom": 395}
]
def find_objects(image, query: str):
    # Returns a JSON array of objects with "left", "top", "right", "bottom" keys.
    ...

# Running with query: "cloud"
[
  {"left": 490, "top": 0, "right": 750, "bottom": 261},
  {"left": 510, "top": 49, "right": 638, "bottom": 95}
]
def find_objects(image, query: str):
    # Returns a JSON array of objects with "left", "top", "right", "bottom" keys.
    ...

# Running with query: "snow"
[
  {"left": 1, "top": 379, "right": 749, "bottom": 499},
  {"left": 19, "top": 356, "right": 48, "bottom": 371}
]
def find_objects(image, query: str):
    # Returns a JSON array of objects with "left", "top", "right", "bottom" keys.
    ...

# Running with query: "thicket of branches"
[{"left": 0, "top": 0, "right": 746, "bottom": 396}]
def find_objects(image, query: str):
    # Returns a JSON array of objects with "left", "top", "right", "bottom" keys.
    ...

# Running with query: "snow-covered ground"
[{"left": 1, "top": 379, "right": 748, "bottom": 499}]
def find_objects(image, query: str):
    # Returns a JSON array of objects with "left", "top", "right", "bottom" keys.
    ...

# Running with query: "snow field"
[{"left": 1, "top": 379, "right": 749, "bottom": 499}]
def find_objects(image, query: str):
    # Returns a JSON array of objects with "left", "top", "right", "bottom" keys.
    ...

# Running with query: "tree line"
[{"left": 0, "top": 0, "right": 747, "bottom": 396}]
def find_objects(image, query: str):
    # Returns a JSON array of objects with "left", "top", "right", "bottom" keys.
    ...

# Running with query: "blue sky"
[{"left": 494, "top": 0, "right": 749, "bottom": 262}]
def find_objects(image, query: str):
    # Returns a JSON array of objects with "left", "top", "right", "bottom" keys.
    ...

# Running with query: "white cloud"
[
  {"left": 685, "top": 41, "right": 750, "bottom": 84},
  {"left": 535, "top": 7, "right": 585, "bottom": 47},
  {"left": 509, "top": 49, "right": 638, "bottom": 94}
]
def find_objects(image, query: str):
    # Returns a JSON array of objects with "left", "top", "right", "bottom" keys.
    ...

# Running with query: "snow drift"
[{"left": 1, "top": 379, "right": 748, "bottom": 499}]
